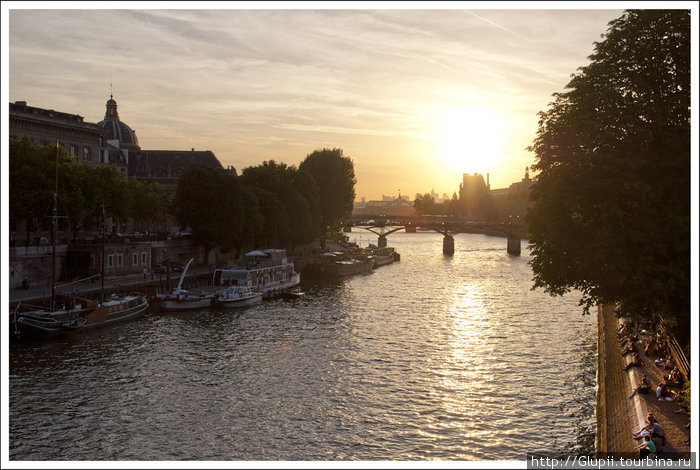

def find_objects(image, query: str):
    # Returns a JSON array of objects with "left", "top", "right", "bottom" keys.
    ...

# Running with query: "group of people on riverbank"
[
  {"left": 632, "top": 413, "right": 666, "bottom": 458},
  {"left": 617, "top": 316, "right": 691, "bottom": 455}
]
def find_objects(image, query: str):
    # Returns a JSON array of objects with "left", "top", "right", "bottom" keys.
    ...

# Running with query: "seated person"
[
  {"left": 656, "top": 381, "right": 673, "bottom": 400},
  {"left": 650, "top": 422, "right": 666, "bottom": 448},
  {"left": 644, "top": 336, "right": 657, "bottom": 356},
  {"left": 654, "top": 357, "right": 673, "bottom": 370},
  {"left": 667, "top": 367, "right": 684, "bottom": 387},
  {"left": 624, "top": 353, "right": 644, "bottom": 370},
  {"left": 629, "top": 374, "right": 651, "bottom": 398},
  {"left": 621, "top": 338, "right": 638, "bottom": 355},
  {"left": 636, "top": 435, "right": 657, "bottom": 458}
]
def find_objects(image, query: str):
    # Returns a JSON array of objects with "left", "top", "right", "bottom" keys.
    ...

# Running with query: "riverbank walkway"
[
  {"left": 597, "top": 305, "right": 690, "bottom": 457},
  {"left": 8, "top": 265, "right": 214, "bottom": 307}
]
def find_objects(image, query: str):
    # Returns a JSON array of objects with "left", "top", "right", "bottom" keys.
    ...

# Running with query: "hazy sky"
[{"left": 4, "top": 3, "right": 628, "bottom": 201}]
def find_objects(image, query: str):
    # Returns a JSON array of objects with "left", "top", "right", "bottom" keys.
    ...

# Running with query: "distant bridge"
[{"left": 346, "top": 214, "right": 526, "bottom": 255}]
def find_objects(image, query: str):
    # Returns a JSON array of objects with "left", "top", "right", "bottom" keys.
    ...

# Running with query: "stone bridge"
[{"left": 347, "top": 214, "right": 526, "bottom": 255}]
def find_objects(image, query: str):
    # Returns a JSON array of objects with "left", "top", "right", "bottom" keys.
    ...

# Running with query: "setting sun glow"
[{"left": 439, "top": 108, "right": 509, "bottom": 175}]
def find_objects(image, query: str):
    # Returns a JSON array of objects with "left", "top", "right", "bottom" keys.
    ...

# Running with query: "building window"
[
  {"left": 117, "top": 254, "right": 123, "bottom": 267},
  {"left": 108, "top": 254, "right": 114, "bottom": 268},
  {"left": 133, "top": 253, "right": 139, "bottom": 265},
  {"left": 83, "top": 146, "right": 91, "bottom": 161},
  {"left": 141, "top": 252, "right": 147, "bottom": 265},
  {"left": 70, "top": 144, "right": 78, "bottom": 156}
]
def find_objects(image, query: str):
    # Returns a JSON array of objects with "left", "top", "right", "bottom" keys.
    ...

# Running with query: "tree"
[
  {"left": 128, "top": 179, "right": 170, "bottom": 233},
  {"left": 414, "top": 193, "right": 438, "bottom": 215},
  {"left": 526, "top": 10, "right": 690, "bottom": 342},
  {"left": 241, "top": 160, "right": 316, "bottom": 250},
  {"left": 10, "top": 139, "right": 56, "bottom": 242},
  {"left": 298, "top": 148, "right": 356, "bottom": 249},
  {"left": 60, "top": 160, "right": 95, "bottom": 241},
  {"left": 172, "top": 164, "right": 246, "bottom": 262}
]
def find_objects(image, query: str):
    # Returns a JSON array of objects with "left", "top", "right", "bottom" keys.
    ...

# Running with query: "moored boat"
[
  {"left": 11, "top": 144, "right": 149, "bottom": 339},
  {"left": 216, "top": 286, "right": 263, "bottom": 308},
  {"left": 151, "top": 258, "right": 219, "bottom": 311},
  {"left": 82, "top": 292, "right": 149, "bottom": 328},
  {"left": 322, "top": 256, "right": 375, "bottom": 278},
  {"left": 13, "top": 301, "right": 92, "bottom": 339},
  {"left": 213, "top": 249, "right": 300, "bottom": 299},
  {"left": 13, "top": 292, "right": 149, "bottom": 339}
]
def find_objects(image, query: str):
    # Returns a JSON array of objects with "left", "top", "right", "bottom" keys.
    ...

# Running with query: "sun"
[{"left": 438, "top": 107, "right": 509, "bottom": 174}]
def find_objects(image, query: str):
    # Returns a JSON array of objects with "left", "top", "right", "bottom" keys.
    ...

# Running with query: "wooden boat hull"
[
  {"left": 12, "top": 295, "right": 148, "bottom": 339},
  {"left": 13, "top": 311, "right": 91, "bottom": 339},
  {"left": 84, "top": 296, "right": 149, "bottom": 326}
]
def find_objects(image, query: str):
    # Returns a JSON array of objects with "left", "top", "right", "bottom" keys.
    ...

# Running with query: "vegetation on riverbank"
[
  {"left": 10, "top": 139, "right": 357, "bottom": 261},
  {"left": 526, "top": 10, "right": 690, "bottom": 345}
]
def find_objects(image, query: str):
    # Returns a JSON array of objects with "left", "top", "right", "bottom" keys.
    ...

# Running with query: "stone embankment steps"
[
  {"left": 598, "top": 304, "right": 637, "bottom": 454},
  {"left": 597, "top": 305, "right": 691, "bottom": 456}
]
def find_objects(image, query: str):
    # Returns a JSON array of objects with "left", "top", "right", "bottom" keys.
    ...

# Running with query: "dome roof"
[
  {"left": 98, "top": 95, "right": 140, "bottom": 150},
  {"left": 99, "top": 119, "right": 140, "bottom": 149}
]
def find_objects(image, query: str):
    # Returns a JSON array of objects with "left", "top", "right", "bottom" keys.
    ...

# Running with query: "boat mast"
[
  {"left": 175, "top": 258, "right": 194, "bottom": 292},
  {"left": 101, "top": 204, "right": 106, "bottom": 303},
  {"left": 51, "top": 142, "right": 58, "bottom": 309}
]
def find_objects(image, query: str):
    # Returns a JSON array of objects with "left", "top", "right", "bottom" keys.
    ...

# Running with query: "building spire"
[{"left": 104, "top": 92, "right": 119, "bottom": 121}]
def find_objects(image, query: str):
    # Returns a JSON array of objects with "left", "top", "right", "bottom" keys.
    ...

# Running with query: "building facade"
[
  {"left": 9, "top": 100, "right": 102, "bottom": 164},
  {"left": 9, "top": 95, "right": 226, "bottom": 283},
  {"left": 9, "top": 96, "right": 225, "bottom": 186}
]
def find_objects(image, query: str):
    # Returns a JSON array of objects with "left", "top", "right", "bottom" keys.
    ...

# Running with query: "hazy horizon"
[{"left": 4, "top": 3, "right": 625, "bottom": 200}]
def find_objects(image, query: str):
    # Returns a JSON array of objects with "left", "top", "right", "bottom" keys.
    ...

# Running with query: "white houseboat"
[{"left": 213, "top": 249, "right": 300, "bottom": 299}]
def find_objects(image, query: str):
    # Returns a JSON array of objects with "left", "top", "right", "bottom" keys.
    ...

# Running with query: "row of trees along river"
[{"left": 9, "top": 142, "right": 356, "bottom": 259}]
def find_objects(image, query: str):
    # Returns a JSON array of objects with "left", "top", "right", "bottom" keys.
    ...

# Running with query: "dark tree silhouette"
[
  {"left": 299, "top": 148, "right": 356, "bottom": 249},
  {"left": 526, "top": 10, "right": 690, "bottom": 342}
]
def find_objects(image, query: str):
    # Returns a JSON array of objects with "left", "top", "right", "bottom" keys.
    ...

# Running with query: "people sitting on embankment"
[
  {"left": 644, "top": 335, "right": 657, "bottom": 356},
  {"left": 624, "top": 352, "right": 644, "bottom": 371},
  {"left": 629, "top": 374, "right": 651, "bottom": 398},
  {"left": 654, "top": 356, "right": 674, "bottom": 370},
  {"left": 666, "top": 367, "right": 685, "bottom": 388},
  {"left": 621, "top": 337, "right": 638, "bottom": 355},
  {"left": 635, "top": 435, "right": 657, "bottom": 458}
]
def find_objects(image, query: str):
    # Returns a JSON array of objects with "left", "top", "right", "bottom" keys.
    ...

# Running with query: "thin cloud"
[{"left": 464, "top": 10, "right": 535, "bottom": 43}]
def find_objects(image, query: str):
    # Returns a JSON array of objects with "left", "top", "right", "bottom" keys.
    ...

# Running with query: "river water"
[{"left": 8, "top": 231, "right": 597, "bottom": 461}]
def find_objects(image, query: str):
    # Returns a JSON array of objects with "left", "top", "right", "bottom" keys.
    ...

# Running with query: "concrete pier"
[
  {"left": 506, "top": 236, "right": 521, "bottom": 255},
  {"left": 442, "top": 235, "right": 454, "bottom": 255}
]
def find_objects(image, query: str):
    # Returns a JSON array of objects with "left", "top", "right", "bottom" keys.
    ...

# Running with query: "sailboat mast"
[
  {"left": 101, "top": 205, "right": 106, "bottom": 303},
  {"left": 51, "top": 142, "right": 58, "bottom": 309}
]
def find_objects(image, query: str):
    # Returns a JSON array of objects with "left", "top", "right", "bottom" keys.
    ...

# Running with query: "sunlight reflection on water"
[{"left": 10, "top": 231, "right": 596, "bottom": 461}]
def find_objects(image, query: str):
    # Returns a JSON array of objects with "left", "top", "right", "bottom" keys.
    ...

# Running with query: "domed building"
[
  {"left": 97, "top": 94, "right": 140, "bottom": 176},
  {"left": 96, "top": 94, "right": 224, "bottom": 193},
  {"left": 10, "top": 94, "right": 225, "bottom": 194}
]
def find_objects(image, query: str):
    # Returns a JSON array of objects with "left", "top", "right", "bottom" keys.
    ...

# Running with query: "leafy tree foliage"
[
  {"left": 10, "top": 137, "right": 58, "bottom": 244},
  {"left": 414, "top": 192, "right": 461, "bottom": 216},
  {"left": 127, "top": 179, "right": 170, "bottom": 233},
  {"left": 10, "top": 137, "right": 132, "bottom": 242},
  {"left": 172, "top": 164, "right": 244, "bottom": 261},
  {"left": 526, "top": 11, "right": 690, "bottom": 339},
  {"left": 241, "top": 160, "right": 316, "bottom": 250},
  {"left": 413, "top": 193, "right": 439, "bottom": 215},
  {"left": 299, "top": 148, "right": 356, "bottom": 248}
]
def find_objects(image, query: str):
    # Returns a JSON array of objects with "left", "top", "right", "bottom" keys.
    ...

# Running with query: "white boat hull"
[
  {"left": 259, "top": 272, "right": 301, "bottom": 298},
  {"left": 218, "top": 294, "right": 263, "bottom": 308},
  {"left": 152, "top": 289, "right": 217, "bottom": 311}
]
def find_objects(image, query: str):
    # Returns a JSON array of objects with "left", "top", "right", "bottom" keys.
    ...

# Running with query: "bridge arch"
[{"left": 348, "top": 214, "right": 524, "bottom": 255}]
